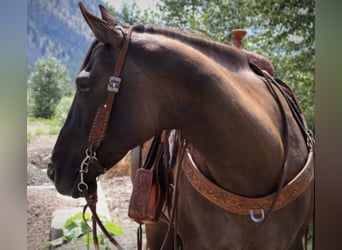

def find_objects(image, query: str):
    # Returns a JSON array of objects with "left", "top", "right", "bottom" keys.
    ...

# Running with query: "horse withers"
[{"left": 48, "top": 2, "right": 314, "bottom": 249}]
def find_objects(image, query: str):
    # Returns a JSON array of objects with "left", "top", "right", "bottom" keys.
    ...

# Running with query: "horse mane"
[
  {"left": 132, "top": 24, "right": 249, "bottom": 70},
  {"left": 135, "top": 24, "right": 214, "bottom": 45},
  {"left": 80, "top": 23, "right": 249, "bottom": 73}
]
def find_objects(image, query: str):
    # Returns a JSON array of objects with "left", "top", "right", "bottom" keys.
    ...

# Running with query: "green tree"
[
  {"left": 105, "top": 1, "right": 162, "bottom": 25},
  {"left": 27, "top": 57, "right": 73, "bottom": 118},
  {"left": 105, "top": 0, "right": 142, "bottom": 24}
]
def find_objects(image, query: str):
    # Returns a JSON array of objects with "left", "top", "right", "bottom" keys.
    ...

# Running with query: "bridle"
[{"left": 77, "top": 25, "right": 134, "bottom": 250}]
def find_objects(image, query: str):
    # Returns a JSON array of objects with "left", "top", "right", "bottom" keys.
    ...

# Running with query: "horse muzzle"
[{"left": 47, "top": 159, "right": 101, "bottom": 198}]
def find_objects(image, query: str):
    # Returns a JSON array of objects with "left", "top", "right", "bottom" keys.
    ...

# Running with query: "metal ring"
[
  {"left": 78, "top": 182, "right": 88, "bottom": 192},
  {"left": 249, "top": 208, "right": 265, "bottom": 223}
]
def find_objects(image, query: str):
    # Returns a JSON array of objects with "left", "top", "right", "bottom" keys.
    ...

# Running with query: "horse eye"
[
  {"left": 77, "top": 82, "right": 90, "bottom": 93},
  {"left": 76, "top": 70, "right": 91, "bottom": 93}
]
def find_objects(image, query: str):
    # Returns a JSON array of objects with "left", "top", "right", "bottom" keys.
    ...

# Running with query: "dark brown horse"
[{"left": 48, "top": 3, "right": 314, "bottom": 249}]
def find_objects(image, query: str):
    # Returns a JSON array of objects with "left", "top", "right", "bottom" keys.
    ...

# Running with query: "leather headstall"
[
  {"left": 78, "top": 25, "right": 134, "bottom": 250},
  {"left": 87, "top": 26, "right": 133, "bottom": 155}
]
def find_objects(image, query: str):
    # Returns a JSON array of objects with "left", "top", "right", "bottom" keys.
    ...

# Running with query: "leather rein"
[{"left": 76, "top": 24, "right": 315, "bottom": 249}]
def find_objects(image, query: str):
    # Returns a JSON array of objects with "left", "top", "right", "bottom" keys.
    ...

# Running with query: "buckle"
[{"left": 108, "top": 76, "right": 121, "bottom": 92}]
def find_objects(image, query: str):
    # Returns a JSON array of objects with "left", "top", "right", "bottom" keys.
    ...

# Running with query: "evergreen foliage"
[{"left": 28, "top": 57, "right": 73, "bottom": 118}]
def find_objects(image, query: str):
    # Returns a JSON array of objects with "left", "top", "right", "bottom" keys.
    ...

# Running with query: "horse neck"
[
  {"left": 176, "top": 82, "right": 285, "bottom": 196},
  {"left": 138, "top": 26, "right": 248, "bottom": 72},
  {"left": 133, "top": 40, "right": 285, "bottom": 196}
]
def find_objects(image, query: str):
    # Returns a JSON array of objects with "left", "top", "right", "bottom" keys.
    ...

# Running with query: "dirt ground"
[{"left": 27, "top": 124, "right": 140, "bottom": 250}]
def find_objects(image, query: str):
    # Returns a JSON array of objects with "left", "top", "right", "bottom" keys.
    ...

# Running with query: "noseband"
[{"left": 77, "top": 25, "right": 133, "bottom": 250}]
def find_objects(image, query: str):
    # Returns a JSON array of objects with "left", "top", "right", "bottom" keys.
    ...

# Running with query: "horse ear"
[
  {"left": 99, "top": 4, "right": 119, "bottom": 24},
  {"left": 79, "top": 1, "right": 123, "bottom": 48},
  {"left": 98, "top": 4, "right": 130, "bottom": 28}
]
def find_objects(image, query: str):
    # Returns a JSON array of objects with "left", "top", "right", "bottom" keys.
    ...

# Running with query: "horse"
[{"left": 47, "top": 2, "right": 314, "bottom": 249}]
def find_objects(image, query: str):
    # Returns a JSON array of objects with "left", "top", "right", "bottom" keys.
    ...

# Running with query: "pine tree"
[{"left": 28, "top": 57, "right": 73, "bottom": 118}]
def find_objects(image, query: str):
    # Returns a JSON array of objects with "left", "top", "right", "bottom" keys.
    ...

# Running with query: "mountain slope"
[{"left": 27, "top": 0, "right": 106, "bottom": 78}]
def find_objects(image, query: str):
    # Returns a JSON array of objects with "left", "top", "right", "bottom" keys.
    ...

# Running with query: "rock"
[{"left": 27, "top": 164, "right": 53, "bottom": 186}]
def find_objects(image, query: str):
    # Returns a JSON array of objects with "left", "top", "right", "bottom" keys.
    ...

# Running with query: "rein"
[
  {"left": 83, "top": 190, "right": 124, "bottom": 250},
  {"left": 77, "top": 25, "right": 134, "bottom": 250}
]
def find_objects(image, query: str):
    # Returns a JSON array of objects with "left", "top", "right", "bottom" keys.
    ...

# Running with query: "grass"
[{"left": 27, "top": 116, "right": 62, "bottom": 142}]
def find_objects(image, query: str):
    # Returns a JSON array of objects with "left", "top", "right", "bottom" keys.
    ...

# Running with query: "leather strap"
[
  {"left": 182, "top": 149, "right": 314, "bottom": 215},
  {"left": 249, "top": 62, "right": 315, "bottom": 151},
  {"left": 83, "top": 191, "right": 124, "bottom": 249},
  {"left": 81, "top": 25, "right": 133, "bottom": 250},
  {"left": 161, "top": 132, "right": 186, "bottom": 250},
  {"left": 88, "top": 26, "right": 133, "bottom": 153}
]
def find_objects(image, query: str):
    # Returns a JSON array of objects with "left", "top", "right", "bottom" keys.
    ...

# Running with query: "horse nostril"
[{"left": 47, "top": 162, "right": 55, "bottom": 181}]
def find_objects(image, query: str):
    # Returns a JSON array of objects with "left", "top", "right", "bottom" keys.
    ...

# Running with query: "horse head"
[{"left": 47, "top": 3, "right": 169, "bottom": 197}]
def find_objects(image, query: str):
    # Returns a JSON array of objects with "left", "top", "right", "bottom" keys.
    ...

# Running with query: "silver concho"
[{"left": 108, "top": 76, "right": 122, "bottom": 92}]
